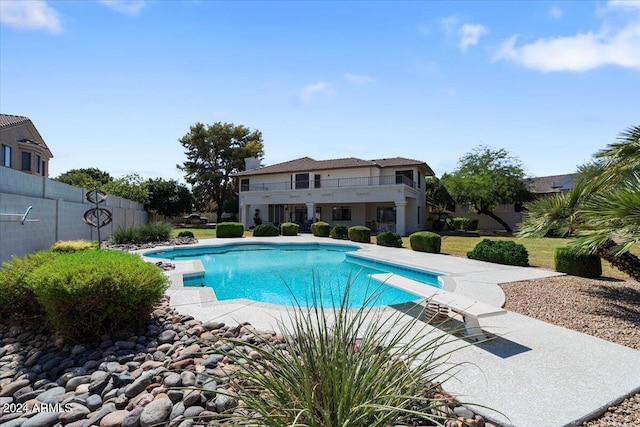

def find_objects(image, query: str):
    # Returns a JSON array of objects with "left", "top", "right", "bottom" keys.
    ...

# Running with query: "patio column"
[
  {"left": 395, "top": 200, "right": 407, "bottom": 236},
  {"left": 240, "top": 203, "right": 250, "bottom": 229},
  {"left": 305, "top": 202, "right": 315, "bottom": 221}
]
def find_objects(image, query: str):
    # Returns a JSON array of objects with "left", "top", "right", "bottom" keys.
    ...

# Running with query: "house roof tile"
[
  {"left": 234, "top": 156, "right": 434, "bottom": 177},
  {"left": 526, "top": 174, "right": 576, "bottom": 194},
  {"left": 0, "top": 114, "right": 30, "bottom": 128}
]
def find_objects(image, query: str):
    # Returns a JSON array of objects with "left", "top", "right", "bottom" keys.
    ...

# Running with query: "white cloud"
[
  {"left": 344, "top": 73, "right": 375, "bottom": 85},
  {"left": 549, "top": 6, "right": 563, "bottom": 19},
  {"left": 608, "top": 0, "right": 640, "bottom": 10},
  {"left": 494, "top": 5, "right": 640, "bottom": 73},
  {"left": 458, "top": 24, "right": 488, "bottom": 52},
  {"left": 98, "top": 0, "right": 146, "bottom": 16},
  {"left": 439, "top": 15, "right": 459, "bottom": 36},
  {"left": 300, "top": 82, "right": 333, "bottom": 102},
  {"left": 0, "top": 0, "right": 63, "bottom": 33}
]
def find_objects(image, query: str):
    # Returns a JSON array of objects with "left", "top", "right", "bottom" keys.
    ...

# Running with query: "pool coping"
[{"left": 138, "top": 236, "right": 640, "bottom": 427}]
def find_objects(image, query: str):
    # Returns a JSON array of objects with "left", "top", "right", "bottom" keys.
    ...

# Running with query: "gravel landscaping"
[{"left": 501, "top": 275, "right": 640, "bottom": 427}]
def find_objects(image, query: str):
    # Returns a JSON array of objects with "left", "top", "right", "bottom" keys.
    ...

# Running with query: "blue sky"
[{"left": 1, "top": 0, "right": 639, "bottom": 182}]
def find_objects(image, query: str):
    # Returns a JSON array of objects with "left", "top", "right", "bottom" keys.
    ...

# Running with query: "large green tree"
[
  {"left": 103, "top": 174, "right": 149, "bottom": 205},
  {"left": 54, "top": 167, "right": 113, "bottom": 189},
  {"left": 440, "top": 146, "right": 531, "bottom": 232},
  {"left": 145, "top": 178, "right": 193, "bottom": 219},
  {"left": 178, "top": 122, "right": 264, "bottom": 221},
  {"left": 520, "top": 125, "right": 640, "bottom": 281}
]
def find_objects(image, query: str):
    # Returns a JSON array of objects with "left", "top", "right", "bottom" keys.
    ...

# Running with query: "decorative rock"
[
  {"left": 35, "top": 385, "right": 65, "bottom": 404},
  {"left": 139, "top": 397, "right": 172, "bottom": 427},
  {"left": 0, "top": 379, "right": 30, "bottom": 397},
  {"left": 121, "top": 405, "right": 144, "bottom": 427},
  {"left": 183, "top": 405, "right": 204, "bottom": 418},
  {"left": 125, "top": 371, "right": 155, "bottom": 398},
  {"left": 453, "top": 406, "right": 476, "bottom": 419},
  {"left": 100, "top": 409, "right": 130, "bottom": 427},
  {"left": 163, "top": 372, "right": 182, "bottom": 388},
  {"left": 179, "top": 371, "right": 196, "bottom": 387},
  {"left": 182, "top": 389, "right": 201, "bottom": 407},
  {"left": 21, "top": 411, "right": 62, "bottom": 427},
  {"left": 157, "top": 330, "right": 178, "bottom": 344},
  {"left": 215, "top": 393, "right": 238, "bottom": 413},
  {"left": 86, "top": 393, "right": 104, "bottom": 411}
]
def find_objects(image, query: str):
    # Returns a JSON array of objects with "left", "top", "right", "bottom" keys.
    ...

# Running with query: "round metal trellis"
[{"left": 84, "top": 190, "right": 112, "bottom": 248}]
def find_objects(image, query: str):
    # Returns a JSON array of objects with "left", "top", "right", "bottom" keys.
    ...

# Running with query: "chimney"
[{"left": 244, "top": 157, "right": 261, "bottom": 171}]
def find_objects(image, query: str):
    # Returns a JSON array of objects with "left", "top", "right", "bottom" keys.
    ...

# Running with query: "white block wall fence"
[{"left": 0, "top": 167, "right": 147, "bottom": 264}]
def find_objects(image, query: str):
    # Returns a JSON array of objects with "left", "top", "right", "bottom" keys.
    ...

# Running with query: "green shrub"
[
  {"left": 28, "top": 250, "right": 168, "bottom": 343},
  {"left": 214, "top": 282, "right": 457, "bottom": 426},
  {"left": 330, "top": 224, "right": 349, "bottom": 240},
  {"left": 467, "top": 239, "right": 529, "bottom": 267},
  {"left": 348, "top": 226, "right": 371, "bottom": 243},
  {"left": 0, "top": 251, "right": 57, "bottom": 321},
  {"left": 311, "top": 221, "right": 331, "bottom": 237},
  {"left": 449, "top": 217, "right": 479, "bottom": 231},
  {"left": 376, "top": 231, "right": 403, "bottom": 248},
  {"left": 51, "top": 240, "right": 98, "bottom": 252},
  {"left": 111, "top": 223, "right": 172, "bottom": 244},
  {"left": 216, "top": 222, "right": 245, "bottom": 238},
  {"left": 280, "top": 222, "right": 299, "bottom": 236},
  {"left": 555, "top": 247, "right": 602, "bottom": 278},
  {"left": 409, "top": 231, "right": 441, "bottom": 254},
  {"left": 253, "top": 223, "right": 280, "bottom": 236},
  {"left": 177, "top": 230, "right": 195, "bottom": 238}
]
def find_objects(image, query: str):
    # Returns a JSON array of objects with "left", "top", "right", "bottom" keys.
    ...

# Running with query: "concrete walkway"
[{"left": 141, "top": 236, "right": 640, "bottom": 427}]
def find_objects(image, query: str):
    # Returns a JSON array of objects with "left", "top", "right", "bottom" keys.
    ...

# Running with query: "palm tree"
[
  {"left": 570, "top": 125, "right": 640, "bottom": 281},
  {"left": 519, "top": 125, "right": 640, "bottom": 281}
]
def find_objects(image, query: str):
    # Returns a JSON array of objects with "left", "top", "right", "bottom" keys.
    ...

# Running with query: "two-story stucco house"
[
  {"left": 0, "top": 114, "right": 53, "bottom": 177},
  {"left": 232, "top": 156, "right": 435, "bottom": 236}
]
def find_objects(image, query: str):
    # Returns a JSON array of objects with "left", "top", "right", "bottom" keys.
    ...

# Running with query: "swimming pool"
[{"left": 146, "top": 242, "right": 441, "bottom": 307}]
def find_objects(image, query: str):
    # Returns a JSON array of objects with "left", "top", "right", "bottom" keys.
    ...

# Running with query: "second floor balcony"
[{"left": 241, "top": 174, "right": 416, "bottom": 192}]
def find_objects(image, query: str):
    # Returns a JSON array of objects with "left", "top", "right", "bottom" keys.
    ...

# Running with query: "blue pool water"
[{"left": 146, "top": 243, "right": 441, "bottom": 307}]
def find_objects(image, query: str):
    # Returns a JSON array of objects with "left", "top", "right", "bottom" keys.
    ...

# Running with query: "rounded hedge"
[
  {"left": 555, "top": 247, "right": 602, "bottom": 278},
  {"left": 28, "top": 250, "right": 169, "bottom": 343},
  {"left": 467, "top": 239, "right": 529, "bottom": 267},
  {"left": 348, "top": 226, "right": 371, "bottom": 243},
  {"left": 253, "top": 223, "right": 280, "bottom": 236},
  {"left": 217, "top": 222, "right": 245, "bottom": 238},
  {"left": 376, "top": 231, "right": 403, "bottom": 248},
  {"left": 280, "top": 222, "right": 299, "bottom": 236},
  {"left": 449, "top": 217, "right": 479, "bottom": 231},
  {"left": 177, "top": 230, "right": 195, "bottom": 238},
  {"left": 409, "top": 232, "right": 441, "bottom": 254},
  {"left": 0, "top": 251, "right": 58, "bottom": 321},
  {"left": 330, "top": 224, "right": 349, "bottom": 240},
  {"left": 311, "top": 221, "right": 331, "bottom": 237}
]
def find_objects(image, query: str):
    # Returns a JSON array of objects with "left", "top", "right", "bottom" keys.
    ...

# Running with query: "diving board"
[{"left": 370, "top": 272, "right": 507, "bottom": 340}]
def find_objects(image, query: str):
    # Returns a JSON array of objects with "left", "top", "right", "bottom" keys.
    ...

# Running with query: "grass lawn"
[{"left": 399, "top": 234, "right": 639, "bottom": 280}]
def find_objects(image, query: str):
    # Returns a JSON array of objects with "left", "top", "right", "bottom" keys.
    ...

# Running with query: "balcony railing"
[{"left": 241, "top": 175, "right": 416, "bottom": 192}]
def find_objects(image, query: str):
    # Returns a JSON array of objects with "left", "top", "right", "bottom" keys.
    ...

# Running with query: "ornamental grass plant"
[{"left": 210, "top": 281, "right": 465, "bottom": 427}]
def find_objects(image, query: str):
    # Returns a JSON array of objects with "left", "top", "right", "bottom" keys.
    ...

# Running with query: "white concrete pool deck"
[{"left": 141, "top": 236, "right": 640, "bottom": 427}]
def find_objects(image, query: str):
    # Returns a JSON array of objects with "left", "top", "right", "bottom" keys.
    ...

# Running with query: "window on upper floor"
[
  {"left": 240, "top": 178, "right": 250, "bottom": 191},
  {"left": 36, "top": 155, "right": 41, "bottom": 174},
  {"left": 1, "top": 145, "right": 10, "bottom": 167},
  {"left": 314, "top": 174, "right": 321, "bottom": 188},
  {"left": 332, "top": 206, "right": 351, "bottom": 221},
  {"left": 21, "top": 151, "right": 31, "bottom": 171},
  {"left": 295, "top": 173, "right": 309, "bottom": 189}
]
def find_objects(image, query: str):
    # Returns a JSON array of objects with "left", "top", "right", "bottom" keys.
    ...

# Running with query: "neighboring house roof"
[
  {"left": 0, "top": 113, "right": 53, "bottom": 158},
  {"left": 0, "top": 114, "right": 31, "bottom": 128},
  {"left": 526, "top": 174, "right": 576, "bottom": 194},
  {"left": 233, "top": 156, "right": 434, "bottom": 177}
]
